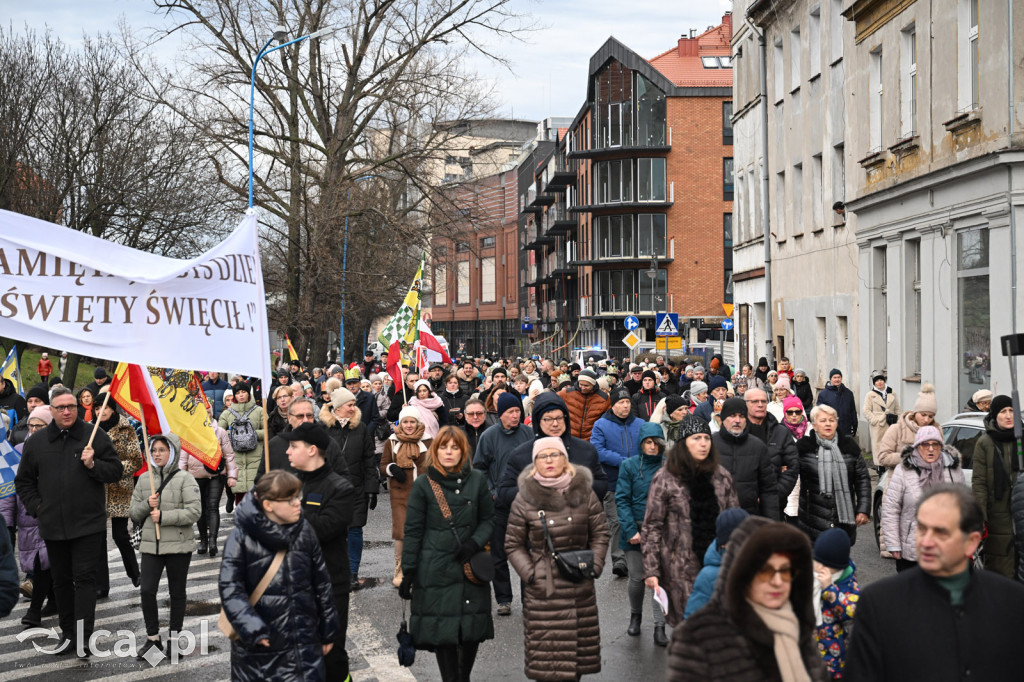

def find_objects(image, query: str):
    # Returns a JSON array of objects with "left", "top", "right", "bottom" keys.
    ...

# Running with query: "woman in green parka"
[
  {"left": 972, "top": 395, "right": 1020, "bottom": 578},
  {"left": 399, "top": 425, "right": 495, "bottom": 682}
]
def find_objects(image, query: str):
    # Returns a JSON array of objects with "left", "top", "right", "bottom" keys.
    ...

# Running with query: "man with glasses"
[
  {"left": 256, "top": 398, "right": 349, "bottom": 482},
  {"left": 744, "top": 388, "right": 800, "bottom": 515},
  {"left": 15, "top": 386, "right": 123, "bottom": 660},
  {"left": 460, "top": 398, "right": 489, "bottom": 453},
  {"left": 712, "top": 397, "right": 780, "bottom": 520}
]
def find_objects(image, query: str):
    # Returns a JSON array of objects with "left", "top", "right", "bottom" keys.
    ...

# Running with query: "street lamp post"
[{"left": 646, "top": 254, "right": 662, "bottom": 366}]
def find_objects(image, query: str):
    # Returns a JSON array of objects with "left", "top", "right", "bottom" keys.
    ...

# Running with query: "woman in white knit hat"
[{"left": 380, "top": 406, "right": 431, "bottom": 586}]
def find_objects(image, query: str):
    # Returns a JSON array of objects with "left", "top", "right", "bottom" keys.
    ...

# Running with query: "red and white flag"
[
  {"left": 415, "top": 318, "right": 452, "bottom": 370},
  {"left": 110, "top": 363, "right": 171, "bottom": 474}
]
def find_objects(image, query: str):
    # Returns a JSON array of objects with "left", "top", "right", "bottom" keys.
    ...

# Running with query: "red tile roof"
[{"left": 648, "top": 14, "right": 733, "bottom": 88}]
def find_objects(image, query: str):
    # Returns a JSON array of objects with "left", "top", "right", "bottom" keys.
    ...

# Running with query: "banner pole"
[
  {"left": 140, "top": 418, "right": 160, "bottom": 541},
  {"left": 263, "top": 383, "right": 270, "bottom": 474},
  {"left": 87, "top": 389, "right": 112, "bottom": 449}
]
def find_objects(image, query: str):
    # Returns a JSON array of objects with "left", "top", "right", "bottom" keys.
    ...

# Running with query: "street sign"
[
  {"left": 721, "top": 318, "right": 734, "bottom": 331},
  {"left": 522, "top": 323, "right": 534, "bottom": 333},
  {"left": 655, "top": 313, "right": 679, "bottom": 337},
  {"left": 624, "top": 315, "right": 640, "bottom": 331},
  {"left": 665, "top": 336, "right": 682, "bottom": 350},
  {"left": 623, "top": 331, "right": 641, "bottom": 349},
  {"left": 722, "top": 303, "right": 734, "bottom": 317}
]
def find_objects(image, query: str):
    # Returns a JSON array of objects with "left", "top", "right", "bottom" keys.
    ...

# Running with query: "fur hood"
[
  {"left": 898, "top": 442, "right": 961, "bottom": 470},
  {"left": 318, "top": 402, "right": 361, "bottom": 429},
  {"left": 516, "top": 464, "right": 594, "bottom": 510}
]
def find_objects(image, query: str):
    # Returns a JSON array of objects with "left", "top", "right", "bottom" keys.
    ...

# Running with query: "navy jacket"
[{"left": 816, "top": 383, "right": 859, "bottom": 437}]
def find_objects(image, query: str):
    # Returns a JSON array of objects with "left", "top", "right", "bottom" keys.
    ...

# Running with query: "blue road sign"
[
  {"left": 655, "top": 313, "right": 680, "bottom": 337},
  {"left": 624, "top": 315, "right": 640, "bottom": 331},
  {"left": 721, "top": 318, "right": 734, "bottom": 331}
]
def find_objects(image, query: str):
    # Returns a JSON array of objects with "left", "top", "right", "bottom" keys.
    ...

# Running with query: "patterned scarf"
[
  {"left": 392, "top": 422, "right": 427, "bottom": 468},
  {"left": 814, "top": 431, "right": 855, "bottom": 525},
  {"left": 783, "top": 417, "right": 808, "bottom": 441}
]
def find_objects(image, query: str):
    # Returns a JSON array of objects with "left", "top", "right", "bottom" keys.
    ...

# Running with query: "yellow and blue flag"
[{"left": 0, "top": 346, "right": 24, "bottom": 397}]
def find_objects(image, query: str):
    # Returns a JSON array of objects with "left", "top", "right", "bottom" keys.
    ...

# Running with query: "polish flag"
[
  {"left": 109, "top": 364, "right": 171, "bottom": 473},
  {"left": 386, "top": 335, "right": 404, "bottom": 390},
  {"left": 416, "top": 318, "right": 452, "bottom": 366}
]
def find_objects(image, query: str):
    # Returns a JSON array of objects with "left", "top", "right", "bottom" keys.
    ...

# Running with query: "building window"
[
  {"left": 481, "top": 257, "right": 496, "bottom": 303},
  {"left": 723, "top": 158, "right": 734, "bottom": 201},
  {"left": 595, "top": 215, "right": 634, "bottom": 259},
  {"left": 832, "top": 143, "right": 845, "bottom": 212},
  {"left": 774, "top": 40, "right": 784, "bottom": 102},
  {"left": 596, "top": 270, "right": 637, "bottom": 314},
  {"left": 869, "top": 47, "right": 883, "bottom": 152},
  {"left": 830, "top": 0, "right": 844, "bottom": 63},
  {"left": 791, "top": 163, "right": 803, "bottom": 235},
  {"left": 790, "top": 27, "right": 802, "bottom": 91},
  {"left": 724, "top": 213, "right": 734, "bottom": 304},
  {"left": 957, "top": 228, "right": 989, "bottom": 404},
  {"left": 639, "top": 269, "right": 667, "bottom": 313},
  {"left": 809, "top": 7, "right": 821, "bottom": 77},
  {"left": 456, "top": 241, "right": 470, "bottom": 253},
  {"left": 636, "top": 74, "right": 667, "bottom": 146},
  {"left": 480, "top": 236, "right": 495, "bottom": 249},
  {"left": 457, "top": 261, "right": 470, "bottom": 304},
  {"left": 957, "top": 0, "right": 980, "bottom": 112},
  {"left": 434, "top": 265, "right": 447, "bottom": 307},
  {"left": 595, "top": 159, "right": 634, "bottom": 204},
  {"left": 906, "top": 239, "right": 922, "bottom": 376},
  {"left": 637, "top": 158, "right": 667, "bottom": 202},
  {"left": 901, "top": 25, "right": 917, "bottom": 138},
  {"left": 595, "top": 60, "right": 634, "bottom": 148},
  {"left": 637, "top": 214, "right": 667, "bottom": 257},
  {"left": 775, "top": 171, "right": 786, "bottom": 240},
  {"left": 811, "top": 154, "right": 823, "bottom": 231},
  {"left": 723, "top": 101, "right": 734, "bottom": 145}
]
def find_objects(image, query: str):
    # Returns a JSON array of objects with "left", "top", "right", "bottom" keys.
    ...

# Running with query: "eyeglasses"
[
  {"left": 292, "top": 413, "right": 315, "bottom": 421},
  {"left": 785, "top": 409, "right": 803, "bottom": 416},
  {"left": 535, "top": 452, "right": 565, "bottom": 462},
  {"left": 919, "top": 441, "right": 943, "bottom": 451},
  {"left": 465, "top": 411, "right": 486, "bottom": 418},
  {"left": 52, "top": 405, "right": 76, "bottom": 412},
  {"left": 754, "top": 565, "right": 795, "bottom": 583},
  {"left": 27, "top": 421, "right": 47, "bottom": 430},
  {"left": 540, "top": 415, "right": 565, "bottom": 424}
]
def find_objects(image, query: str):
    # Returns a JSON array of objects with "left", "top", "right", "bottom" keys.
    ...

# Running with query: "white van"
[{"left": 570, "top": 347, "right": 610, "bottom": 367}]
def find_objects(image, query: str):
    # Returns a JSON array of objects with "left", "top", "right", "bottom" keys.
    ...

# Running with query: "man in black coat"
[
  {"left": 623, "top": 365, "right": 644, "bottom": 396},
  {"left": 711, "top": 398, "right": 780, "bottom": 520},
  {"left": 816, "top": 369, "right": 858, "bottom": 437},
  {"left": 460, "top": 399, "right": 489, "bottom": 454},
  {"left": 0, "top": 377, "right": 28, "bottom": 421},
  {"left": 345, "top": 373, "right": 380, "bottom": 433},
  {"left": 284, "top": 422, "right": 356, "bottom": 682},
  {"left": 494, "top": 392, "right": 608, "bottom": 514},
  {"left": 254, "top": 398, "right": 349, "bottom": 482},
  {"left": 631, "top": 370, "right": 665, "bottom": 421},
  {"left": 846, "top": 484, "right": 1024, "bottom": 682},
  {"left": 744, "top": 388, "right": 800, "bottom": 505},
  {"left": 14, "top": 386, "right": 124, "bottom": 657}
]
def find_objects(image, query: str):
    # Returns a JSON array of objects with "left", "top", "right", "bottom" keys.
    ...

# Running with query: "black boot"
[
  {"left": 21, "top": 609, "right": 42, "bottom": 629},
  {"left": 208, "top": 544, "right": 218, "bottom": 557},
  {"left": 653, "top": 625, "right": 668, "bottom": 647},
  {"left": 627, "top": 613, "right": 642, "bottom": 636},
  {"left": 136, "top": 638, "right": 163, "bottom": 661},
  {"left": 197, "top": 540, "right": 209, "bottom": 555}
]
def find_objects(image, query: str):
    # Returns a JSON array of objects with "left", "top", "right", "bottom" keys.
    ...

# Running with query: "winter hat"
[
  {"left": 720, "top": 397, "right": 748, "bottom": 422},
  {"left": 532, "top": 436, "right": 567, "bottom": 462},
  {"left": 94, "top": 367, "right": 108, "bottom": 380},
  {"left": 641, "top": 370, "right": 658, "bottom": 382},
  {"left": 497, "top": 392, "right": 522, "bottom": 419},
  {"left": 569, "top": 363, "right": 581, "bottom": 372},
  {"left": 871, "top": 370, "right": 887, "bottom": 383},
  {"left": 912, "top": 383, "right": 937, "bottom": 415},
  {"left": 689, "top": 380, "right": 709, "bottom": 397},
  {"left": 972, "top": 389, "right": 994, "bottom": 405},
  {"left": 26, "top": 385, "right": 49, "bottom": 405},
  {"left": 223, "top": 389, "right": 233, "bottom": 401},
  {"left": 679, "top": 414, "right": 712, "bottom": 440},
  {"left": 610, "top": 387, "right": 631, "bottom": 406},
  {"left": 782, "top": 395, "right": 804, "bottom": 414},
  {"left": 324, "top": 377, "right": 343, "bottom": 394},
  {"left": 328, "top": 364, "right": 343, "bottom": 376},
  {"left": 277, "top": 368, "right": 291, "bottom": 378},
  {"left": 813, "top": 528, "right": 852, "bottom": 570},
  {"left": 557, "top": 373, "right": 572, "bottom": 386},
  {"left": 233, "top": 381, "right": 251, "bottom": 396},
  {"left": 692, "top": 364, "right": 705, "bottom": 373},
  {"left": 29, "top": 405, "right": 53, "bottom": 426},
  {"left": 398, "top": 405, "right": 422, "bottom": 424},
  {"left": 989, "top": 395, "right": 1013, "bottom": 422},
  {"left": 330, "top": 387, "right": 356, "bottom": 409},
  {"left": 413, "top": 379, "right": 433, "bottom": 393},
  {"left": 774, "top": 375, "right": 791, "bottom": 393},
  {"left": 528, "top": 380, "right": 544, "bottom": 398},
  {"left": 708, "top": 375, "right": 728, "bottom": 392},
  {"left": 597, "top": 376, "right": 610, "bottom": 392},
  {"left": 369, "top": 373, "right": 383, "bottom": 383},
  {"left": 828, "top": 368, "right": 842, "bottom": 380},
  {"left": 794, "top": 368, "right": 808, "bottom": 378},
  {"left": 665, "top": 394, "right": 687, "bottom": 415},
  {"left": 716, "top": 508, "right": 750, "bottom": 549},
  {"left": 490, "top": 367, "right": 508, "bottom": 378},
  {"left": 710, "top": 357, "right": 720, "bottom": 370},
  {"left": 912, "top": 425, "right": 943, "bottom": 448},
  {"left": 577, "top": 369, "right": 598, "bottom": 385}
]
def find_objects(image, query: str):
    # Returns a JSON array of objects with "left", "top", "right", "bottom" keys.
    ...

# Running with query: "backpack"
[{"left": 227, "top": 405, "right": 259, "bottom": 452}]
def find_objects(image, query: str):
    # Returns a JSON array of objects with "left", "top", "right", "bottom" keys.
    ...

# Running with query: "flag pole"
[
  {"left": 86, "top": 389, "right": 112, "bottom": 449},
  {"left": 140, "top": 419, "right": 161, "bottom": 541}
]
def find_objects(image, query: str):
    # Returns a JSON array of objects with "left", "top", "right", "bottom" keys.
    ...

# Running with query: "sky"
[{"left": 9, "top": 0, "right": 734, "bottom": 122}]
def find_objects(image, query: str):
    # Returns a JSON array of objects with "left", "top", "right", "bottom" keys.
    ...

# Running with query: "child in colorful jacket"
[{"left": 813, "top": 528, "right": 860, "bottom": 679}]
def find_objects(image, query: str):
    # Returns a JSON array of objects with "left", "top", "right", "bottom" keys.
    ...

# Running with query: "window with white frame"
[
  {"left": 774, "top": 40, "right": 784, "bottom": 102},
  {"left": 869, "top": 47, "right": 883, "bottom": 152},
  {"left": 901, "top": 25, "right": 917, "bottom": 138},
  {"left": 637, "top": 158, "right": 667, "bottom": 202},
  {"left": 790, "top": 27, "right": 802, "bottom": 90},
  {"left": 809, "top": 7, "right": 821, "bottom": 77},
  {"left": 457, "top": 260, "right": 470, "bottom": 304},
  {"left": 434, "top": 265, "right": 447, "bottom": 306},
  {"left": 830, "top": 0, "right": 844, "bottom": 63},
  {"left": 957, "top": 0, "right": 980, "bottom": 112},
  {"left": 481, "top": 257, "right": 495, "bottom": 303},
  {"left": 832, "top": 143, "right": 846, "bottom": 210}
]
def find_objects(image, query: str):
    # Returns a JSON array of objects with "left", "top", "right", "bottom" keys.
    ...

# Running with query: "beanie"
[
  {"left": 234, "top": 381, "right": 251, "bottom": 396},
  {"left": 330, "top": 387, "right": 356, "bottom": 409},
  {"left": 532, "top": 436, "right": 567, "bottom": 462},
  {"left": 94, "top": 367, "right": 108, "bottom": 380},
  {"left": 972, "top": 389, "right": 994, "bottom": 405},
  {"left": 497, "top": 392, "right": 522, "bottom": 419},
  {"left": 782, "top": 395, "right": 804, "bottom": 414},
  {"left": 398, "top": 405, "right": 422, "bottom": 424},
  {"left": 577, "top": 369, "right": 598, "bottom": 385},
  {"left": 813, "top": 528, "right": 852, "bottom": 570},
  {"left": 26, "top": 385, "right": 49, "bottom": 405},
  {"left": 716, "top": 508, "right": 750, "bottom": 549},
  {"left": 912, "top": 425, "right": 943, "bottom": 448},
  {"left": 689, "top": 381, "right": 709, "bottom": 397},
  {"left": 828, "top": 368, "right": 842, "bottom": 380},
  {"left": 665, "top": 394, "right": 687, "bottom": 415},
  {"left": 912, "top": 383, "right": 937, "bottom": 415},
  {"left": 708, "top": 375, "right": 728, "bottom": 392},
  {"left": 597, "top": 376, "right": 610, "bottom": 392},
  {"left": 641, "top": 370, "right": 658, "bottom": 382},
  {"left": 29, "top": 405, "right": 53, "bottom": 425},
  {"left": 679, "top": 414, "right": 711, "bottom": 440},
  {"left": 774, "top": 375, "right": 791, "bottom": 393},
  {"left": 989, "top": 394, "right": 1013, "bottom": 423},
  {"left": 490, "top": 366, "right": 508, "bottom": 378},
  {"left": 610, "top": 387, "right": 631, "bottom": 406},
  {"left": 720, "top": 397, "right": 748, "bottom": 421},
  {"left": 413, "top": 379, "right": 433, "bottom": 393}
]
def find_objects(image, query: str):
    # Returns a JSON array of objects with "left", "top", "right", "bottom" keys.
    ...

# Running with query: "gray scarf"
[{"left": 815, "top": 432, "right": 856, "bottom": 525}]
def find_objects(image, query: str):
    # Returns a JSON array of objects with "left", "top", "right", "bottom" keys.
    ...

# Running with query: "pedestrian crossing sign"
[{"left": 655, "top": 313, "right": 679, "bottom": 337}]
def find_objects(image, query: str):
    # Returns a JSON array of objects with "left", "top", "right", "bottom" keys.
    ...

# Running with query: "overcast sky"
[{"left": 10, "top": 0, "right": 734, "bottom": 122}]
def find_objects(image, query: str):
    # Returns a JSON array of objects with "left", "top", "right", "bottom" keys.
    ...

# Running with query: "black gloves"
[
  {"left": 455, "top": 539, "right": 479, "bottom": 563},
  {"left": 398, "top": 574, "right": 414, "bottom": 600},
  {"left": 367, "top": 493, "right": 378, "bottom": 511},
  {"left": 388, "top": 464, "right": 408, "bottom": 484}
]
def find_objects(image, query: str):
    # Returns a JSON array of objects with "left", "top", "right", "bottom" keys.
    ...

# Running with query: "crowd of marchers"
[{"left": 2, "top": 349, "right": 1024, "bottom": 682}]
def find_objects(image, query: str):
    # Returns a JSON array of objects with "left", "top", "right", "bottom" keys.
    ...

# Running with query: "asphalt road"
[{"left": 1, "top": 483, "right": 896, "bottom": 681}]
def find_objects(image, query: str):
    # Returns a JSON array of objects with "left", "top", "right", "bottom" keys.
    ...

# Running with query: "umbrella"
[{"left": 397, "top": 603, "right": 415, "bottom": 667}]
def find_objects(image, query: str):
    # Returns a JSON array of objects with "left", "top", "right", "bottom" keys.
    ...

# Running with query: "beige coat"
[
  {"left": 863, "top": 388, "right": 901, "bottom": 463},
  {"left": 876, "top": 413, "right": 923, "bottom": 469}
]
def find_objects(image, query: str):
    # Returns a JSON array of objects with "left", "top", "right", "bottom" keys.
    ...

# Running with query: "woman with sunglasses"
[
  {"left": 668, "top": 517, "right": 828, "bottom": 681},
  {"left": 881, "top": 426, "right": 964, "bottom": 572}
]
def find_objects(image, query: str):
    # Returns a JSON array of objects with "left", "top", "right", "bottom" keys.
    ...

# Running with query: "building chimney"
[{"left": 678, "top": 30, "right": 699, "bottom": 57}]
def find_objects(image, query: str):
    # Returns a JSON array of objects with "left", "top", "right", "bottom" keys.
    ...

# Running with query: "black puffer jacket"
[
  {"left": 751, "top": 414, "right": 800, "bottom": 500},
  {"left": 795, "top": 432, "right": 871, "bottom": 543},
  {"left": 219, "top": 493, "right": 339, "bottom": 682},
  {"left": 712, "top": 429, "right": 780, "bottom": 520},
  {"left": 296, "top": 463, "right": 355, "bottom": 592}
]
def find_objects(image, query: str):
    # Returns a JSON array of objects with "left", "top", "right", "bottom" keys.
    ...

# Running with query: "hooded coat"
[
  {"left": 218, "top": 398, "right": 265, "bottom": 492},
  {"left": 713, "top": 428, "right": 781, "bottom": 520},
  {"left": 641, "top": 464, "right": 739, "bottom": 626},
  {"left": 973, "top": 415, "right": 1020, "bottom": 578},
  {"left": 615, "top": 422, "right": 666, "bottom": 553},
  {"left": 795, "top": 432, "right": 871, "bottom": 543},
  {"left": 668, "top": 518, "right": 829, "bottom": 682},
  {"left": 219, "top": 493, "right": 339, "bottom": 682},
  {"left": 880, "top": 443, "right": 965, "bottom": 559},
  {"left": 0, "top": 492, "right": 48, "bottom": 571},
  {"left": 128, "top": 434, "right": 202, "bottom": 555},
  {"left": 320, "top": 404, "right": 377, "bottom": 528},
  {"left": 0, "top": 378, "right": 27, "bottom": 421},
  {"left": 402, "top": 463, "right": 494, "bottom": 650},
  {"left": 590, "top": 408, "right": 643, "bottom": 492},
  {"left": 494, "top": 392, "right": 608, "bottom": 515},
  {"left": 506, "top": 466, "right": 610, "bottom": 681}
]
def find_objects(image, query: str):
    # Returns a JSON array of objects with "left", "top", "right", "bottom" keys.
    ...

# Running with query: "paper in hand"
[{"left": 654, "top": 586, "right": 669, "bottom": 615}]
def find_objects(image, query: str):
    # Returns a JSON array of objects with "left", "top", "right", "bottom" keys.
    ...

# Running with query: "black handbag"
[
  {"left": 537, "top": 509, "right": 596, "bottom": 583},
  {"left": 428, "top": 478, "right": 494, "bottom": 584}
]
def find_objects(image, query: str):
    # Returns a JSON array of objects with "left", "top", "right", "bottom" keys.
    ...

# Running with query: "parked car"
[{"left": 872, "top": 412, "right": 982, "bottom": 547}]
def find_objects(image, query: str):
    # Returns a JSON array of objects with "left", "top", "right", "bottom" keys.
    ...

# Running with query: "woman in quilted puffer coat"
[
  {"left": 219, "top": 470, "right": 339, "bottom": 682},
  {"left": 399, "top": 426, "right": 494, "bottom": 682},
  {"left": 97, "top": 398, "right": 144, "bottom": 596},
  {"left": 506, "top": 436, "right": 610, "bottom": 681}
]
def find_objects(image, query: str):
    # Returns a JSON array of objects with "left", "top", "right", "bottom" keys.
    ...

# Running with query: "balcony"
[
  {"left": 568, "top": 143, "right": 671, "bottom": 161},
  {"left": 543, "top": 157, "right": 576, "bottom": 193},
  {"left": 543, "top": 204, "right": 576, "bottom": 237},
  {"left": 573, "top": 255, "right": 674, "bottom": 267}
]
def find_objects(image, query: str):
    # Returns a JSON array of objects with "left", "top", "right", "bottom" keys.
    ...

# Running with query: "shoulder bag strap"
[
  {"left": 249, "top": 550, "right": 286, "bottom": 605},
  {"left": 537, "top": 509, "right": 558, "bottom": 557},
  {"left": 428, "top": 478, "right": 463, "bottom": 546},
  {"left": 155, "top": 468, "right": 179, "bottom": 495}
]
